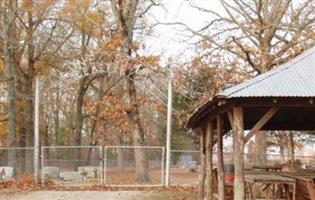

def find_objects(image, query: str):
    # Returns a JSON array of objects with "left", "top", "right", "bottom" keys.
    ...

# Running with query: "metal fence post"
[
  {"left": 100, "top": 146, "right": 103, "bottom": 185},
  {"left": 41, "top": 146, "right": 44, "bottom": 185},
  {"left": 34, "top": 76, "right": 40, "bottom": 183},
  {"left": 161, "top": 147, "right": 165, "bottom": 186},
  {"left": 104, "top": 146, "right": 107, "bottom": 186}
]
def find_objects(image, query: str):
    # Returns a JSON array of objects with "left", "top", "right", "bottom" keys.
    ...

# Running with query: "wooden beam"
[
  {"left": 233, "top": 97, "right": 315, "bottom": 107},
  {"left": 199, "top": 128, "right": 206, "bottom": 200},
  {"left": 233, "top": 106, "right": 245, "bottom": 200},
  {"left": 217, "top": 114, "right": 225, "bottom": 200},
  {"left": 244, "top": 107, "right": 279, "bottom": 143},
  {"left": 206, "top": 121, "right": 213, "bottom": 200}
]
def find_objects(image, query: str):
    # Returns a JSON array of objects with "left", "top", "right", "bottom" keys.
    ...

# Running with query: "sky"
[
  {"left": 143, "top": 0, "right": 223, "bottom": 62},
  {"left": 142, "top": 0, "right": 315, "bottom": 155}
]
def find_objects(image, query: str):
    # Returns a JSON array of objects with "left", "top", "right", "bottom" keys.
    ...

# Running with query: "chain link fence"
[
  {"left": 243, "top": 153, "right": 315, "bottom": 168},
  {"left": 41, "top": 146, "right": 102, "bottom": 186},
  {"left": 104, "top": 146, "right": 165, "bottom": 186},
  {"left": 170, "top": 150, "right": 200, "bottom": 186},
  {"left": 1, "top": 146, "right": 315, "bottom": 187},
  {"left": 0, "top": 147, "right": 34, "bottom": 180},
  {"left": 168, "top": 150, "right": 315, "bottom": 186}
]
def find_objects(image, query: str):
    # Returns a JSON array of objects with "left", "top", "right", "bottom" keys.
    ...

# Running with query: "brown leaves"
[
  {"left": 100, "top": 31, "right": 160, "bottom": 71},
  {"left": 0, "top": 174, "right": 42, "bottom": 191},
  {"left": 85, "top": 95, "right": 131, "bottom": 134},
  {"left": 61, "top": 0, "right": 107, "bottom": 34}
]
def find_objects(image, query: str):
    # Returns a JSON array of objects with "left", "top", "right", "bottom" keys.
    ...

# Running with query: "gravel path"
[{"left": 0, "top": 191, "right": 152, "bottom": 200}]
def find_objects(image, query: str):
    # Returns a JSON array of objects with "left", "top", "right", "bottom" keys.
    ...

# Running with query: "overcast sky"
[{"left": 142, "top": 0, "right": 223, "bottom": 62}]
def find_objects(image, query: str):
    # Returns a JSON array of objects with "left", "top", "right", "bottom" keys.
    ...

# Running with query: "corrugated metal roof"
[
  {"left": 186, "top": 46, "right": 315, "bottom": 129},
  {"left": 219, "top": 47, "right": 315, "bottom": 98}
]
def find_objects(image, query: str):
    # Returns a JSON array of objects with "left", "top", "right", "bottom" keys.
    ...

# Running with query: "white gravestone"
[
  {"left": 42, "top": 166, "right": 60, "bottom": 179},
  {"left": 0, "top": 166, "right": 14, "bottom": 180}
]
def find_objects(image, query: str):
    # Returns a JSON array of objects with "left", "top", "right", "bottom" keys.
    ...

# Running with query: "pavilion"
[{"left": 186, "top": 46, "right": 315, "bottom": 199}]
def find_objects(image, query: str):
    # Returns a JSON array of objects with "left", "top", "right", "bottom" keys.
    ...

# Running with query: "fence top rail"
[
  {"left": 105, "top": 146, "right": 164, "bottom": 149},
  {"left": 210, "top": 151, "right": 315, "bottom": 158},
  {"left": 171, "top": 150, "right": 200, "bottom": 153},
  {"left": 41, "top": 146, "right": 102, "bottom": 149},
  {"left": 0, "top": 147, "right": 34, "bottom": 150}
]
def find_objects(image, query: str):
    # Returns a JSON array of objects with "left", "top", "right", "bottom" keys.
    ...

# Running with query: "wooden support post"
[
  {"left": 217, "top": 114, "right": 225, "bottom": 200},
  {"left": 228, "top": 111, "right": 235, "bottom": 154},
  {"left": 199, "top": 128, "right": 207, "bottom": 200},
  {"left": 233, "top": 107, "right": 245, "bottom": 200},
  {"left": 206, "top": 121, "right": 213, "bottom": 200}
]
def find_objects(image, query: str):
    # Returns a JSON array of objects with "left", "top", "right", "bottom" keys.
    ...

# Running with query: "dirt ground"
[
  {"left": 0, "top": 191, "right": 151, "bottom": 200},
  {"left": 105, "top": 167, "right": 199, "bottom": 186},
  {"left": 0, "top": 189, "right": 197, "bottom": 200}
]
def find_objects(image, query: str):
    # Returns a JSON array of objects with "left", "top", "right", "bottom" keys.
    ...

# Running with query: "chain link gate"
[
  {"left": 41, "top": 146, "right": 103, "bottom": 186},
  {"left": 104, "top": 146, "right": 165, "bottom": 187}
]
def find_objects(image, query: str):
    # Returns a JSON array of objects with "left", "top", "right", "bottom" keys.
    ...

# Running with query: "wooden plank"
[
  {"left": 233, "top": 106, "right": 245, "bottom": 200},
  {"left": 244, "top": 106, "right": 279, "bottom": 143},
  {"left": 245, "top": 174, "right": 296, "bottom": 183},
  {"left": 217, "top": 114, "right": 225, "bottom": 200},
  {"left": 205, "top": 121, "right": 213, "bottom": 200},
  {"left": 277, "top": 172, "right": 315, "bottom": 182}
]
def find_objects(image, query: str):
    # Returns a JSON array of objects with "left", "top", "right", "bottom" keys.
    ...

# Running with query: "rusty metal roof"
[{"left": 186, "top": 46, "right": 315, "bottom": 129}]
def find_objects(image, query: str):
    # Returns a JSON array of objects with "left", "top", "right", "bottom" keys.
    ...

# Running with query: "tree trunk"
[
  {"left": 54, "top": 88, "right": 60, "bottom": 145},
  {"left": 86, "top": 78, "right": 104, "bottom": 163},
  {"left": 3, "top": 0, "right": 17, "bottom": 168},
  {"left": 127, "top": 77, "right": 149, "bottom": 183},
  {"left": 288, "top": 131, "right": 295, "bottom": 169},
  {"left": 110, "top": 0, "right": 149, "bottom": 183},
  {"left": 74, "top": 78, "right": 87, "bottom": 168},
  {"left": 279, "top": 134, "right": 285, "bottom": 163},
  {"left": 233, "top": 107, "right": 245, "bottom": 200},
  {"left": 255, "top": 131, "right": 267, "bottom": 166},
  {"left": 116, "top": 136, "right": 124, "bottom": 170}
]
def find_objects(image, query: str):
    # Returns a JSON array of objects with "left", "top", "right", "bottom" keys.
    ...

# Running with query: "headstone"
[
  {"left": 42, "top": 166, "right": 59, "bottom": 179},
  {"left": 0, "top": 166, "right": 15, "bottom": 180},
  {"left": 179, "top": 155, "right": 193, "bottom": 168},
  {"left": 77, "top": 166, "right": 101, "bottom": 178},
  {"left": 188, "top": 161, "right": 197, "bottom": 172},
  {"left": 59, "top": 171, "right": 82, "bottom": 182}
]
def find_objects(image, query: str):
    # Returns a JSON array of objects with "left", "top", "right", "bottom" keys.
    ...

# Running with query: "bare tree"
[
  {"left": 184, "top": 0, "right": 315, "bottom": 165},
  {"left": 110, "top": 0, "right": 159, "bottom": 183}
]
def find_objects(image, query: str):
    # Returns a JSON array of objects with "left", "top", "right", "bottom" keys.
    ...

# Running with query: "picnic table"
[
  {"left": 276, "top": 171, "right": 315, "bottom": 200},
  {"left": 245, "top": 172, "right": 296, "bottom": 200},
  {"left": 251, "top": 165, "right": 282, "bottom": 172}
]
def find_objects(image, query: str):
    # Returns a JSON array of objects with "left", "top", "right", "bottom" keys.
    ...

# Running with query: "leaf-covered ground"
[{"left": 0, "top": 175, "right": 198, "bottom": 200}]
